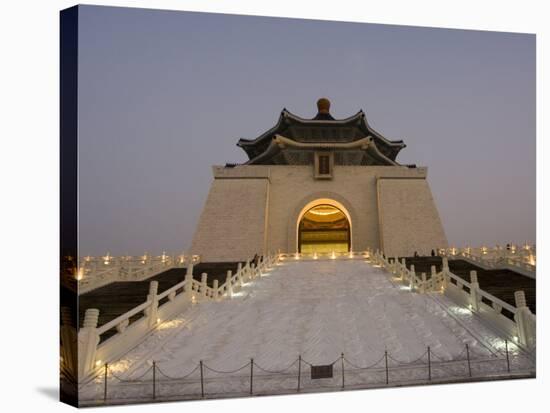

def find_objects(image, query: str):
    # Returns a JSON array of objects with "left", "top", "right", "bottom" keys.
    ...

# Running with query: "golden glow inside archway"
[{"left": 298, "top": 203, "right": 351, "bottom": 253}]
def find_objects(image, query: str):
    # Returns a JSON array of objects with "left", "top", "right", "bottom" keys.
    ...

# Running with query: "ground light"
[
  {"left": 157, "top": 319, "right": 184, "bottom": 331},
  {"left": 450, "top": 306, "right": 472, "bottom": 316}
]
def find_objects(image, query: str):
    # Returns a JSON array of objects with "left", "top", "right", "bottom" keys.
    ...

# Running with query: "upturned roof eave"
[
  {"left": 359, "top": 114, "right": 406, "bottom": 148},
  {"left": 236, "top": 107, "right": 407, "bottom": 162},
  {"left": 238, "top": 108, "right": 406, "bottom": 147},
  {"left": 243, "top": 134, "right": 401, "bottom": 166},
  {"left": 237, "top": 108, "right": 368, "bottom": 148}
]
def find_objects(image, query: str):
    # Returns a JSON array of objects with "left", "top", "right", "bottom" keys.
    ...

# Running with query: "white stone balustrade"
[
  {"left": 75, "top": 253, "right": 202, "bottom": 294},
  {"left": 374, "top": 250, "right": 536, "bottom": 352},
  {"left": 439, "top": 245, "right": 536, "bottom": 277},
  {"left": 76, "top": 253, "right": 280, "bottom": 379},
  {"left": 514, "top": 291, "right": 536, "bottom": 349},
  {"left": 78, "top": 309, "right": 100, "bottom": 380}
]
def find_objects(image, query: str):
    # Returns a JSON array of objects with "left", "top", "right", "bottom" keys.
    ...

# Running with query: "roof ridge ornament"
[
  {"left": 317, "top": 98, "right": 330, "bottom": 114},
  {"left": 313, "top": 98, "right": 335, "bottom": 120}
]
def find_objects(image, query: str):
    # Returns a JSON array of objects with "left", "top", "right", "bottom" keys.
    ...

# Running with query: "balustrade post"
[
  {"left": 78, "top": 308, "right": 100, "bottom": 379},
  {"left": 201, "top": 273, "right": 208, "bottom": 299},
  {"left": 250, "top": 263, "right": 256, "bottom": 280},
  {"left": 441, "top": 258, "right": 449, "bottom": 289},
  {"left": 258, "top": 256, "right": 264, "bottom": 273},
  {"left": 244, "top": 260, "right": 250, "bottom": 282},
  {"left": 184, "top": 263, "right": 194, "bottom": 298},
  {"left": 226, "top": 270, "right": 233, "bottom": 298},
  {"left": 514, "top": 291, "right": 536, "bottom": 349},
  {"left": 409, "top": 265, "right": 415, "bottom": 290},
  {"left": 431, "top": 265, "right": 437, "bottom": 290},
  {"left": 421, "top": 272, "right": 427, "bottom": 293},
  {"left": 146, "top": 281, "right": 159, "bottom": 328},
  {"left": 213, "top": 279, "right": 219, "bottom": 300},
  {"left": 469, "top": 271, "right": 480, "bottom": 311}
]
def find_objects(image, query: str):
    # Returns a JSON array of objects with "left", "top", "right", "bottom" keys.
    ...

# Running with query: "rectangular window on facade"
[
  {"left": 319, "top": 155, "right": 330, "bottom": 175},
  {"left": 314, "top": 151, "right": 333, "bottom": 179}
]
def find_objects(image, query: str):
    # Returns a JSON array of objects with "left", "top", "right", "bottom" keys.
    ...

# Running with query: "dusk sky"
[{"left": 77, "top": 5, "right": 535, "bottom": 256}]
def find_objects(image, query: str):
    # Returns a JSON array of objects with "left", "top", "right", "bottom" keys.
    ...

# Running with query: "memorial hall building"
[{"left": 191, "top": 98, "right": 448, "bottom": 262}]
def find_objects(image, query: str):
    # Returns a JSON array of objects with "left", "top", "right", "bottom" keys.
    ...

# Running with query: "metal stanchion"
[
  {"left": 341, "top": 353, "right": 345, "bottom": 389},
  {"left": 152, "top": 361, "right": 156, "bottom": 400},
  {"left": 200, "top": 360, "right": 204, "bottom": 398},
  {"left": 427, "top": 346, "right": 432, "bottom": 381},
  {"left": 466, "top": 344, "right": 472, "bottom": 377},
  {"left": 384, "top": 351, "right": 389, "bottom": 384},
  {"left": 250, "top": 359, "right": 254, "bottom": 395},
  {"left": 505, "top": 340, "right": 511, "bottom": 373},
  {"left": 103, "top": 363, "right": 108, "bottom": 402},
  {"left": 297, "top": 355, "right": 302, "bottom": 392}
]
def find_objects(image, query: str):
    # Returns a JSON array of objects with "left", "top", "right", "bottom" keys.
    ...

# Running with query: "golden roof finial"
[{"left": 317, "top": 97, "right": 331, "bottom": 114}]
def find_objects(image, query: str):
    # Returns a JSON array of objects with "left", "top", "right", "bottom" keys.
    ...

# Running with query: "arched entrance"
[{"left": 298, "top": 204, "right": 351, "bottom": 253}]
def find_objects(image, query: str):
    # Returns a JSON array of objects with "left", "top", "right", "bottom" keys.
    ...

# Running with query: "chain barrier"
[
  {"left": 203, "top": 361, "right": 251, "bottom": 374},
  {"left": 80, "top": 345, "right": 531, "bottom": 405},
  {"left": 301, "top": 356, "right": 341, "bottom": 367},
  {"left": 343, "top": 353, "right": 386, "bottom": 370},
  {"left": 109, "top": 365, "right": 153, "bottom": 382},
  {"left": 300, "top": 358, "right": 313, "bottom": 367},
  {"left": 252, "top": 358, "right": 299, "bottom": 374},
  {"left": 429, "top": 360, "right": 470, "bottom": 380},
  {"left": 155, "top": 363, "right": 200, "bottom": 381},
  {"left": 387, "top": 349, "right": 428, "bottom": 366}
]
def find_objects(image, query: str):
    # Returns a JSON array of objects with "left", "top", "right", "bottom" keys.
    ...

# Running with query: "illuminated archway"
[{"left": 296, "top": 200, "right": 352, "bottom": 253}]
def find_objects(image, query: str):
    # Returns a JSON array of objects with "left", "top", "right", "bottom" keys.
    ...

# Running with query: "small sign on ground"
[{"left": 311, "top": 365, "right": 333, "bottom": 379}]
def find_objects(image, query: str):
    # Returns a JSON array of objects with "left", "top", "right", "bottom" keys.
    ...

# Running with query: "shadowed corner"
[{"left": 36, "top": 387, "right": 59, "bottom": 401}]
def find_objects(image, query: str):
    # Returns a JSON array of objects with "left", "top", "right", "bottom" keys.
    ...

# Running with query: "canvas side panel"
[
  {"left": 59, "top": 5, "right": 79, "bottom": 407},
  {"left": 191, "top": 178, "right": 269, "bottom": 262},
  {"left": 377, "top": 178, "right": 448, "bottom": 257}
]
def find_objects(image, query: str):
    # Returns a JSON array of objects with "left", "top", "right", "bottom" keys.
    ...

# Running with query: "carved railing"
[
  {"left": 75, "top": 253, "right": 201, "bottom": 294},
  {"left": 70, "top": 253, "right": 279, "bottom": 379},
  {"left": 371, "top": 250, "right": 536, "bottom": 353},
  {"left": 439, "top": 245, "right": 536, "bottom": 277}
]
